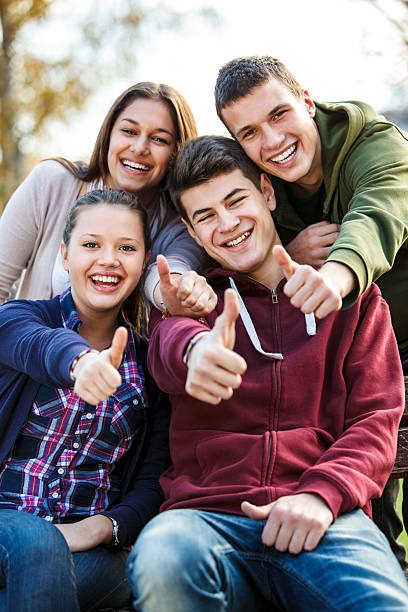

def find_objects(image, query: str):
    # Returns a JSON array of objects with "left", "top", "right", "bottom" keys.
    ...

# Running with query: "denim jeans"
[
  {"left": 127, "top": 508, "right": 408, "bottom": 612},
  {"left": 0, "top": 509, "right": 131, "bottom": 612}
]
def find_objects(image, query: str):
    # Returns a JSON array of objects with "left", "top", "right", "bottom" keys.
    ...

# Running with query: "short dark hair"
[
  {"left": 168, "top": 135, "right": 263, "bottom": 224},
  {"left": 63, "top": 188, "right": 150, "bottom": 333},
  {"left": 215, "top": 56, "right": 304, "bottom": 120}
]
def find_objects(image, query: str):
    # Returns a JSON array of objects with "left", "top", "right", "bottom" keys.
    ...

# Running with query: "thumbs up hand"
[
  {"left": 185, "top": 289, "right": 247, "bottom": 404},
  {"left": 272, "top": 245, "right": 342, "bottom": 319},
  {"left": 72, "top": 327, "right": 128, "bottom": 405},
  {"left": 156, "top": 255, "right": 217, "bottom": 318}
]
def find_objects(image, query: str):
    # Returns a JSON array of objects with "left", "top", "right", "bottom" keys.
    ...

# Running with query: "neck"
[
  {"left": 138, "top": 187, "right": 159, "bottom": 209},
  {"left": 77, "top": 307, "right": 120, "bottom": 352},
  {"left": 239, "top": 239, "right": 285, "bottom": 292}
]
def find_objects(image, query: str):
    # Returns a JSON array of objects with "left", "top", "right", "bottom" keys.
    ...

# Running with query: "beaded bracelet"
[{"left": 70, "top": 348, "right": 98, "bottom": 381}]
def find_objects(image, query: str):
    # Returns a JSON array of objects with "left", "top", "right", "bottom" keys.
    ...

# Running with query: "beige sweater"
[{"left": 0, "top": 160, "right": 82, "bottom": 302}]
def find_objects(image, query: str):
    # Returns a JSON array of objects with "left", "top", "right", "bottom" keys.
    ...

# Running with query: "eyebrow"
[
  {"left": 80, "top": 233, "right": 141, "bottom": 242},
  {"left": 191, "top": 187, "right": 246, "bottom": 222},
  {"left": 235, "top": 104, "right": 287, "bottom": 138},
  {"left": 119, "top": 117, "right": 175, "bottom": 138}
]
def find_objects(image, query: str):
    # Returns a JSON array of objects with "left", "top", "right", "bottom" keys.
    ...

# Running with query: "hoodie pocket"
[
  {"left": 195, "top": 432, "right": 265, "bottom": 487},
  {"left": 271, "top": 427, "right": 335, "bottom": 485}
]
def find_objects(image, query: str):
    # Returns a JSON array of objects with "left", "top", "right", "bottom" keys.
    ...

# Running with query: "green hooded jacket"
[{"left": 272, "top": 100, "right": 408, "bottom": 349}]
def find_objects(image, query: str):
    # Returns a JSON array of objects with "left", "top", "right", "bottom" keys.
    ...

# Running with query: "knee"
[
  {"left": 128, "top": 512, "right": 190, "bottom": 583},
  {"left": 127, "top": 511, "right": 205, "bottom": 600},
  {"left": 0, "top": 512, "right": 68, "bottom": 562}
]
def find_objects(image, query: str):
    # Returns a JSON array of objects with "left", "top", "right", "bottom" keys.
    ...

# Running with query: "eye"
[
  {"left": 229, "top": 196, "right": 245, "bottom": 208},
  {"left": 82, "top": 241, "right": 98, "bottom": 249},
  {"left": 121, "top": 128, "right": 137, "bottom": 136},
  {"left": 152, "top": 135, "right": 170, "bottom": 145},
  {"left": 241, "top": 128, "right": 256, "bottom": 141},
  {"left": 272, "top": 110, "right": 287, "bottom": 121},
  {"left": 196, "top": 213, "right": 214, "bottom": 224},
  {"left": 119, "top": 244, "right": 136, "bottom": 252}
]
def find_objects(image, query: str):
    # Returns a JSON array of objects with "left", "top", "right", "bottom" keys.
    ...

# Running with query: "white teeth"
[
  {"left": 122, "top": 160, "right": 150, "bottom": 171},
  {"left": 271, "top": 144, "right": 296, "bottom": 164},
  {"left": 225, "top": 231, "right": 250, "bottom": 247},
  {"left": 91, "top": 275, "right": 120, "bottom": 284}
]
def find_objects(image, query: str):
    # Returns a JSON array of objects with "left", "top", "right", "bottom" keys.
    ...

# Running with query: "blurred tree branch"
[
  {"left": 0, "top": 0, "right": 219, "bottom": 209},
  {"left": 368, "top": 0, "right": 408, "bottom": 49}
]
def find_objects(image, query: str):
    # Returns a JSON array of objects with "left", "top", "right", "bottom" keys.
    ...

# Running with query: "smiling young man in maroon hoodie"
[{"left": 126, "top": 136, "right": 408, "bottom": 612}]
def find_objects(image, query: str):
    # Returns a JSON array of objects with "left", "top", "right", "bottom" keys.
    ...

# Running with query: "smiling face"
[
  {"left": 61, "top": 204, "right": 148, "bottom": 323},
  {"left": 106, "top": 98, "right": 176, "bottom": 198},
  {"left": 181, "top": 169, "right": 281, "bottom": 287},
  {"left": 221, "top": 78, "right": 323, "bottom": 194}
]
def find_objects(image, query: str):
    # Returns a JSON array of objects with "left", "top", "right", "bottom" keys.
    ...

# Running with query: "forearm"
[{"left": 319, "top": 261, "right": 357, "bottom": 301}]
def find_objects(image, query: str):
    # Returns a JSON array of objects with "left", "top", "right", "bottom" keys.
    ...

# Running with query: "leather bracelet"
[
  {"left": 70, "top": 348, "right": 98, "bottom": 381},
  {"left": 183, "top": 333, "right": 208, "bottom": 366}
]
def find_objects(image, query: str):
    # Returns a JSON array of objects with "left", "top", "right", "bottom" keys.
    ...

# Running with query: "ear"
[
  {"left": 260, "top": 174, "right": 276, "bottom": 212},
  {"left": 182, "top": 217, "right": 204, "bottom": 248},
  {"left": 303, "top": 90, "right": 315, "bottom": 118},
  {"left": 61, "top": 242, "right": 69, "bottom": 272}
]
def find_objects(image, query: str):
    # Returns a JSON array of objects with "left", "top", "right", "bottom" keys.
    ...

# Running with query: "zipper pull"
[{"left": 271, "top": 288, "right": 278, "bottom": 304}]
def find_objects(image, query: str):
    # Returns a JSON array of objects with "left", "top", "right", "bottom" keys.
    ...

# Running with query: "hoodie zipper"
[{"left": 266, "top": 288, "right": 280, "bottom": 482}]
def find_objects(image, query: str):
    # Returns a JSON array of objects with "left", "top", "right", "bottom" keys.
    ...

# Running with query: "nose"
[
  {"left": 130, "top": 134, "right": 149, "bottom": 155},
  {"left": 261, "top": 122, "right": 284, "bottom": 151},
  {"left": 97, "top": 246, "right": 120, "bottom": 267},
  {"left": 218, "top": 209, "right": 239, "bottom": 233}
]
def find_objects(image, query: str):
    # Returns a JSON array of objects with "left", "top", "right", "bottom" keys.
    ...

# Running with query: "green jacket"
[{"left": 272, "top": 100, "right": 408, "bottom": 349}]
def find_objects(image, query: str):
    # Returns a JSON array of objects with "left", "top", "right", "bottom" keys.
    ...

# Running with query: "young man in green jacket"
[{"left": 214, "top": 55, "right": 408, "bottom": 569}]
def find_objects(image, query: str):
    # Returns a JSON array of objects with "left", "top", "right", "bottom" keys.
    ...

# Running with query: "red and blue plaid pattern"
[{"left": 0, "top": 289, "right": 147, "bottom": 520}]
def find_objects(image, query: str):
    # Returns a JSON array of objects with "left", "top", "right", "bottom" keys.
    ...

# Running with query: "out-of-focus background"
[{"left": 1, "top": 0, "right": 408, "bottom": 209}]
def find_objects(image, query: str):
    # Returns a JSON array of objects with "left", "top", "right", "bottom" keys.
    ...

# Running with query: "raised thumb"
[
  {"left": 157, "top": 254, "right": 174, "bottom": 290},
  {"left": 109, "top": 326, "right": 128, "bottom": 370},
  {"left": 213, "top": 288, "right": 240, "bottom": 350},
  {"left": 272, "top": 244, "right": 298, "bottom": 279}
]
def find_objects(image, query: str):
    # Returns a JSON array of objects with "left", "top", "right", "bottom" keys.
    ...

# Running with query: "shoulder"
[
  {"left": 33, "top": 159, "right": 80, "bottom": 184},
  {"left": 0, "top": 296, "right": 61, "bottom": 325}
]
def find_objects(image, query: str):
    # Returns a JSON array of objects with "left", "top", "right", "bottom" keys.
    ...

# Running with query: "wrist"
[
  {"left": 320, "top": 261, "right": 356, "bottom": 298},
  {"left": 183, "top": 332, "right": 209, "bottom": 367},
  {"left": 70, "top": 348, "right": 99, "bottom": 381}
]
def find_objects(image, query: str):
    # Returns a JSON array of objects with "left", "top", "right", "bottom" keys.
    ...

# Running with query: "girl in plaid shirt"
[{"left": 0, "top": 189, "right": 171, "bottom": 611}]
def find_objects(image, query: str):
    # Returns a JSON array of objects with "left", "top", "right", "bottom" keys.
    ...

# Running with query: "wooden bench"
[{"left": 391, "top": 377, "right": 408, "bottom": 479}]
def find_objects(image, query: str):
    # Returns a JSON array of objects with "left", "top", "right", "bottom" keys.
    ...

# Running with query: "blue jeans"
[
  {"left": 127, "top": 508, "right": 408, "bottom": 612},
  {"left": 0, "top": 510, "right": 131, "bottom": 612}
]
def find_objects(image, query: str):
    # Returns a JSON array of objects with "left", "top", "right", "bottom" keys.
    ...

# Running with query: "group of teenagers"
[{"left": 0, "top": 55, "right": 407, "bottom": 611}]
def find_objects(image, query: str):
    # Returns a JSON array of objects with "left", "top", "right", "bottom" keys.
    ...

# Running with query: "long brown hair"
[{"left": 52, "top": 81, "right": 197, "bottom": 233}]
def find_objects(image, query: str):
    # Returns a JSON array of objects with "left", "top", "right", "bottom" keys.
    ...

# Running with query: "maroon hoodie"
[{"left": 148, "top": 268, "right": 404, "bottom": 520}]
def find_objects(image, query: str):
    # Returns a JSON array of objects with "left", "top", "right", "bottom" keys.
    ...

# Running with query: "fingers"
[
  {"left": 176, "top": 272, "right": 218, "bottom": 315},
  {"left": 272, "top": 245, "right": 298, "bottom": 280},
  {"left": 211, "top": 289, "right": 240, "bottom": 350},
  {"left": 74, "top": 365, "right": 122, "bottom": 404},
  {"left": 185, "top": 343, "right": 246, "bottom": 404},
  {"left": 109, "top": 326, "right": 128, "bottom": 370},
  {"left": 283, "top": 265, "right": 342, "bottom": 318},
  {"left": 259, "top": 494, "right": 333, "bottom": 554}
]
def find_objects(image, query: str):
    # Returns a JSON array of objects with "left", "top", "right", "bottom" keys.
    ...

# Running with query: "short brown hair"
[
  {"left": 168, "top": 135, "right": 263, "bottom": 225},
  {"left": 215, "top": 56, "right": 304, "bottom": 120}
]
